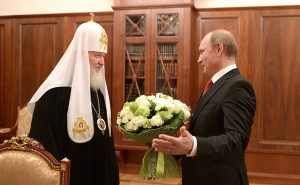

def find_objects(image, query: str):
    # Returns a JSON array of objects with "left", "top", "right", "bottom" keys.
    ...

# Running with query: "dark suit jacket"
[{"left": 182, "top": 68, "right": 256, "bottom": 185}]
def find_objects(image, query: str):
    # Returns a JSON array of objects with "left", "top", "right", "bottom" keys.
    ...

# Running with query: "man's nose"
[
  {"left": 198, "top": 57, "right": 202, "bottom": 63},
  {"left": 98, "top": 57, "right": 105, "bottom": 65}
]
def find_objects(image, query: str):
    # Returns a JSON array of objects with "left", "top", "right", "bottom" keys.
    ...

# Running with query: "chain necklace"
[{"left": 91, "top": 90, "right": 106, "bottom": 135}]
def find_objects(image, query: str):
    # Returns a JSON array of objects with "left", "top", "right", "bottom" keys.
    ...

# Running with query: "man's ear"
[{"left": 216, "top": 42, "right": 224, "bottom": 56}]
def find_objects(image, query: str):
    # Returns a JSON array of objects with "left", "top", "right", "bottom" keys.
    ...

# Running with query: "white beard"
[{"left": 90, "top": 67, "right": 105, "bottom": 91}]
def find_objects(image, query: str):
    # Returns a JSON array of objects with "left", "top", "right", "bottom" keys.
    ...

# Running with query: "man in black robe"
[{"left": 28, "top": 19, "right": 119, "bottom": 185}]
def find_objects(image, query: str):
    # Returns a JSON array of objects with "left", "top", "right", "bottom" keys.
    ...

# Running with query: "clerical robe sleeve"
[{"left": 29, "top": 87, "right": 71, "bottom": 160}]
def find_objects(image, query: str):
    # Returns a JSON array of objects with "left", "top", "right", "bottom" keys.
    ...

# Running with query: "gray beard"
[{"left": 90, "top": 68, "right": 104, "bottom": 91}]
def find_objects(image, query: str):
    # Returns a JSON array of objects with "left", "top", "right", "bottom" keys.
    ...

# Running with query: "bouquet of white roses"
[{"left": 116, "top": 93, "right": 191, "bottom": 179}]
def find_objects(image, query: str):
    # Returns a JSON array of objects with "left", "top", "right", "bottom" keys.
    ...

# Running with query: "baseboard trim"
[{"left": 248, "top": 172, "right": 300, "bottom": 185}]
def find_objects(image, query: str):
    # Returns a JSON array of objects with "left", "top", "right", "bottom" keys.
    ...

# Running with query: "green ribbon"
[{"left": 155, "top": 152, "right": 165, "bottom": 178}]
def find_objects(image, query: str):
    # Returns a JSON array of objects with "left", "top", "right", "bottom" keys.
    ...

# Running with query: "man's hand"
[{"left": 152, "top": 126, "right": 194, "bottom": 155}]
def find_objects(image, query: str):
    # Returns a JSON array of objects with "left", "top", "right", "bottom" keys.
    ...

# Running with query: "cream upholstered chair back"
[
  {"left": 0, "top": 134, "right": 70, "bottom": 185},
  {"left": 0, "top": 105, "right": 32, "bottom": 143},
  {"left": 16, "top": 105, "right": 32, "bottom": 135}
]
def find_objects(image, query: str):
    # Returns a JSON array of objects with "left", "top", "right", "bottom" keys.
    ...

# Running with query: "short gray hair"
[{"left": 209, "top": 29, "right": 238, "bottom": 58}]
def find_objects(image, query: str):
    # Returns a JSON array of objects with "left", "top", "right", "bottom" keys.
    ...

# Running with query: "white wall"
[
  {"left": 1, "top": 0, "right": 300, "bottom": 16},
  {"left": 194, "top": 0, "right": 300, "bottom": 9},
  {"left": 0, "top": 0, "right": 113, "bottom": 16}
]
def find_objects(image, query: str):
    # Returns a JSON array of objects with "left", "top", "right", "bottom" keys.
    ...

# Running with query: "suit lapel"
[{"left": 189, "top": 69, "right": 240, "bottom": 131}]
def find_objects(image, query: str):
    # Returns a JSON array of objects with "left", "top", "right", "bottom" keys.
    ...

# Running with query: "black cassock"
[{"left": 29, "top": 87, "right": 119, "bottom": 185}]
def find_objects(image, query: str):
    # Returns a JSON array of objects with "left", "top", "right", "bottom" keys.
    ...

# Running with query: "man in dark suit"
[{"left": 152, "top": 29, "right": 256, "bottom": 185}]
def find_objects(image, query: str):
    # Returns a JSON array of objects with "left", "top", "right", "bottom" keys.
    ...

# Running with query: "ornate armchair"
[{"left": 0, "top": 134, "right": 70, "bottom": 185}]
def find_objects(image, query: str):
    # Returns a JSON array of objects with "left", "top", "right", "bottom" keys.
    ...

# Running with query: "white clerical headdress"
[{"left": 28, "top": 19, "right": 111, "bottom": 143}]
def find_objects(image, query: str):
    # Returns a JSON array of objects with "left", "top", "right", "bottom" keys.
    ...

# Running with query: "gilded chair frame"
[{"left": 0, "top": 134, "right": 70, "bottom": 185}]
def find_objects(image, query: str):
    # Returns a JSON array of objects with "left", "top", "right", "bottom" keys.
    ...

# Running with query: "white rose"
[
  {"left": 120, "top": 106, "right": 134, "bottom": 122},
  {"left": 173, "top": 100, "right": 191, "bottom": 120},
  {"left": 125, "top": 121, "right": 137, "bottom": 131},
  {"left": 131, "top": 116, "right": 146, "bottom": 127},
  {"left": 150, "top": 114, "right": 164, "bottom": 127},
  {"left": 121, "top": 116, "right": 129, "bottom": 124},
  {"left": 147, "top": 95, "right": 155, "bottom": 101}
]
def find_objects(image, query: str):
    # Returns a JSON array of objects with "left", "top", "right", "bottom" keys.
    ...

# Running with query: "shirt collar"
[{"left": 211, "top": 64, "right": 237, "bottom": 83}]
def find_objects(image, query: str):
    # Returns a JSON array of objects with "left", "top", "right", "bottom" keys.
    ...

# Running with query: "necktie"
[{"left": 203, "top": 79, "right": 213, "bottom": 95}]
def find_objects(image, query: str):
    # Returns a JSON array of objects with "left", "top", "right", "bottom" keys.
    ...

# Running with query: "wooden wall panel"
[
  {"left": 0, "top": 20, "right": 13, "bottom": 126},
  {"left": 0, "top": 24, "right": 4, "bottom": 123},
  {"left": 15, "top": 19, "right": 62, "bottom": 109},
  {"left": 254, "top": 11, "right": 300, "bottom": 151},
  {"left": 247, "top": 9, "right": 300, "bottom": 184},
  {"left": 196, "top": 11, "right": 249, "bottom": 109},
  {"left": 246, "top": 150, "right": 300, "bottom": 184}
]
